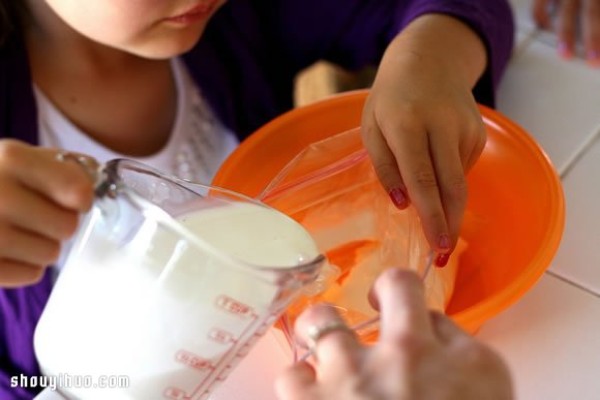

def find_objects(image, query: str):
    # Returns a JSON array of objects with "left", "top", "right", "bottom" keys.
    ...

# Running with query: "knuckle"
[
  {"left": 372, "top": 160, "right": 401, "bottom": 187},
  {"left": 459, "top": 342, "right": 490, "bottom": 366},
  {"left": 360, "top": 122, "right": 379, "bottom": 140},
  {"left": 412, "top": 169, "right": 438, "bottom": 189},
  {"left": 28, "top": 239, "right": 60, "bottom": 268},
  {"left": 55, "top": 212, "right": 80, "bottom": 239},
  {"left": 0, "top": 140, "right": 24, "bottom": 168},
  {"left": 424, "top": 209, "right": 447, "bottom": 229},
  {"left": 393, "top": 112, "right": 423, "bottom": 136},
  {"left": 388, "top": 333, "right": 429, "bottom": 358},
  {"left": 442, "top": 175, "right": 468, "bottom": 201},
  {"left": 40, "top": 241, "right": 61, "bottom": 265},
  {"left": 0, "top": 184, "right": 22, "bottom": 212},
  {"left": 66, "top": 178, "right": 95, "bottom": 210},
  {"left": 378, "top": 105, "right": 423, "bottom": 138},
  {"left": 14, "top": 266, "right": 46, "bottom": 286},
  {"left": 0, "top": 226, "right": 10, "bottom": 249},
  {"left": 372, "top": 159, "right": 398, "bottom": 174},
  {"left": 0, "top": 187, "right": 12, "bottom": 215}
]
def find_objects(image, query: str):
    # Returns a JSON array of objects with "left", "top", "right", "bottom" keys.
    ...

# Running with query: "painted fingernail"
[
  {"left": 587, "top": 50, "right": 600, "bottom": 66},
  {"left": 389, "top": 188, "right": 408, "bottom": 209},
  {"left": 558, "top": 42, "right": 573, "bottom": 59},
  {"left": 438, "top": 234, "right": 451, "bottom": 251},
  {"left": 435, "top": 252, "right": 450, "bottom": 268}
]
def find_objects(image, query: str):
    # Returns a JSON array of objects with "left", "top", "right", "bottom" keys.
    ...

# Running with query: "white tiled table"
[{"left": 476, "top": 1, "right": 600, "bottom": 399}]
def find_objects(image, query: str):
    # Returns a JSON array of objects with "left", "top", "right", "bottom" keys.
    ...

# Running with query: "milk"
[{"left": 34, "top": 201, "right": 320, "bottom": 400}]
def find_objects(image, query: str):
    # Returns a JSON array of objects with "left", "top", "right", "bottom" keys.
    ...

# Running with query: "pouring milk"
[{"left": 34, "top": 200, "right": 321, "bottom": 400}]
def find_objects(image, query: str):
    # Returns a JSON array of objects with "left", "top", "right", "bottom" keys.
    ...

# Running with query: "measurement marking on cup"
[
  {"left": 188, "top": 315, "right": 261, "bottom": 399},
  {"left": 208, "top": 328, "right": 236, "bottom": 344},
  {"left": 215, "top": 365, "right": 234, "bottom": 382},
  {"left": 215, "top": 295, "right": 255, "bottom": 317},
  {"left": 175, "top": 350, "right": 215, "bottom": 371},
  {"left": 163, "top": 386, "right": 189, "bottom": 400}
]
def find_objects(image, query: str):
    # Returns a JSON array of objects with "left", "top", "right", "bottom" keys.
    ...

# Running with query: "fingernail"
[
  {"left": 438, "top": 234, "right": 451, "bottom": 251},
  {"left": 435, "top": 252, "right": 450, "bottom": 268},
  {"left": 558, "top": 42, "right": 573, "bottom": 59},
  {"left": 389, "top": 188, "right": 408, "bottom": 209},
  {"left": 587, "top": 50, "right": 600, "bottom": 66}
]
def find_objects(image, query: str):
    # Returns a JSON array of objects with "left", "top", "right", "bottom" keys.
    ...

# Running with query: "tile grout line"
[
  {"left": 512, "top": 29, "right": 538, "bottom": 59},
  {"left": 557, "top": 123, "right": 600, "bottom": 178},
  {"left": 545, "top": 270, "right": 600, "bottom": 299},
  {"left": 512, "top": 26, "right": 598, "bottom": 178}
]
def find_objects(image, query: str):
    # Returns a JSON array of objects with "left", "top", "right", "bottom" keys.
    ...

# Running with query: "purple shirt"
[{"left": 0, "top": 0, "right": 514, "bottom": 398}]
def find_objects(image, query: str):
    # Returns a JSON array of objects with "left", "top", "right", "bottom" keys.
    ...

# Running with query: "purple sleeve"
[
  {"left": 393, "top": 0, "right": 515, "bottom": 105},
  {"left": 0, "top": 271, "right": 54, "bottom": 399},
  {"left": 254, "top": 0, "right": 514, "bottom": 106}
]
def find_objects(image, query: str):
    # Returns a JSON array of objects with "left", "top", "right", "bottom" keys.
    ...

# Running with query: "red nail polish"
[
  {"left": 389, "top": 188, "right": 408, "bottom": 209},
  {"left": 435, "top": 253, "right": 450, "bottom": 268},
  {"left": 587, "top": 50, "right": 600, "bottom": 67},
  {"left": 558, "top": 42, "right": 573, "bottom": 59}
]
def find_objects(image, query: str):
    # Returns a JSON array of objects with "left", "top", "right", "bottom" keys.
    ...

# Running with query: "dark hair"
[{"left": 0, "top": 1, "right": 27, "bottom": 45}]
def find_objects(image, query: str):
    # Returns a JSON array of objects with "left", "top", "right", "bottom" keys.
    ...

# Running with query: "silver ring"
[
  {"left": 306, "top": 321, "right": 354, "bottom": 352},
  {"left": 55, "top": 150, "right": 99, "bottom": 181}
]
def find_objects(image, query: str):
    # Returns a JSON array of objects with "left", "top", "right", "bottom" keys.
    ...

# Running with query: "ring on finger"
[{"left": 306, "top": 320, "right": 355, "bottom": 354}]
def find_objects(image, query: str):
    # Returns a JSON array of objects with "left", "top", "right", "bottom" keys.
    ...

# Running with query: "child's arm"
[
  {"left": 257, "top": 0, "right": 513, "bottom": 262},
  {"left": 0, "top": 140, "right": 94, "bottom": 287},
  {"left": 361, "top": 13, "right": 489, "bottom": 265}
]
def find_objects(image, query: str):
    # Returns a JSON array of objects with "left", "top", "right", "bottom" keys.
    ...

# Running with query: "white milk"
[{"left": 34, "top": 201, "right": 320, "bottom": 400}]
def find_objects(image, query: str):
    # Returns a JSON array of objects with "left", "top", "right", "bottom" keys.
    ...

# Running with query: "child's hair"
[{"left": 0, "top": 0, "right": 27, "bottom": 45}]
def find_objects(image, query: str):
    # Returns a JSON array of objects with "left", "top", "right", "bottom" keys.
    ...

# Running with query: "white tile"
[
  {"left": 477, "top": 274, "right": 600, "bottom": 400},
  {"left": 549, "top": 132, "right": 600, "bottom": 293},
  {"left": 507, "top": 0, "right": 537, "bottom": 52},
  {"left": 514, "top": 29, "right": 534, "bottom": 54},
  {"left": 532, "top": 28, "right": 559, "bottom": 48},
  {"left": 496, "top": 39, "right": 600, "bottom": 172},
  {"left": 509, "top": 0, "right": 536, "bottom": 33}
]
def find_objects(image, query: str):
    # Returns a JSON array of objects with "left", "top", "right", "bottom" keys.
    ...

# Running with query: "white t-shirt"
[
  {"left": 34, "top": 58, "right": 239, "bottom": 279},
  {"left": 36, "top": 58, "right": 238, "bottom": 184}
]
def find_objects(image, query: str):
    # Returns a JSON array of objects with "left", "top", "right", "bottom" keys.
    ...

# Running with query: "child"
[{"left": 0, "top": 0, "right": 513, "bottom": 398}]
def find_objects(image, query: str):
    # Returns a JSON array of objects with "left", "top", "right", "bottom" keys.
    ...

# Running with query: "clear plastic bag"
[{"left": 259, "top": 128, "right": 460, "bottom": 340}]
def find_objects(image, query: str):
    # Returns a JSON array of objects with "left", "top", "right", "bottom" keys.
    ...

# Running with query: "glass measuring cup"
[{"left": 33, "top": 159, "right": 325, "bottom": 400}]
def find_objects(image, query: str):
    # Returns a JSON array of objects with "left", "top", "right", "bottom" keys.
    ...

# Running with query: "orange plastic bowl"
[{"left": 212, "top": 90, "right": 565, "bottom": 333}]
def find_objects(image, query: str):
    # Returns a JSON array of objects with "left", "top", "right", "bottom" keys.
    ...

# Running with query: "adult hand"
[
  {"left": 362, "top": 15, "right": 487, "bottom": 266},
  {"left": 532, "top": 0, "right": 600, "bottom": 66},
  {"left": 276, "top": 268, "right": 514, "bottom": 400},
  {"left": 0, "top": 140, "right": 96, "bottom": 287}
]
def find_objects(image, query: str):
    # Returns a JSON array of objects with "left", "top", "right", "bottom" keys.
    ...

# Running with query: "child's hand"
[
  {"left": 0, "top": 140, "right": 96, "bottom": 287},
  {"left": 532, "top": 0, "right": 600, "bottom": 67},
  {"left": 361, "top": 15, "right": 487, "bottom": 265}
]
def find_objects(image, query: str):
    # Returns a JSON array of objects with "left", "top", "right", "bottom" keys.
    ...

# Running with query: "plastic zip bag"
[{"left": 260, "top": 128, "right": 460, "bottom": 340}]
